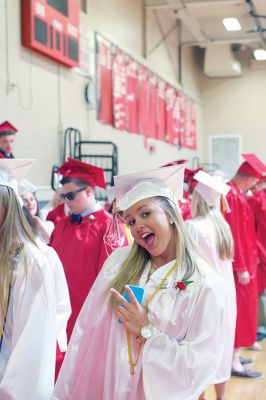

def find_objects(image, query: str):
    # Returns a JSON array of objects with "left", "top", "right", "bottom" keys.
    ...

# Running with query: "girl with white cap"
[
  {"left": 0, "top": 161, "right": 61, "bottom": 399},
  {"left": 19, "top": 179, "right": 54, "bottom": 243},
  {"left": 186, "top": 170, "right": 236, "bottom": 400},
  {"left": 54, "top": 164, "right": 227, "bottom": 400}
]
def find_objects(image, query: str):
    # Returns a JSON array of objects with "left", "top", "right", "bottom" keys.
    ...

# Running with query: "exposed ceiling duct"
[
  {"left": 204, "top": 44, "right": 242, "bottom": 77},
  {"left": 145, "top": 0, "right": 266, "bottom": 77}
]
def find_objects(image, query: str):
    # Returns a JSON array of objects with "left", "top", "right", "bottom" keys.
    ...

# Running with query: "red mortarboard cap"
[
  {"left": 184, "top": 167, "right": 202, "bottom": 182},
  {"left": 56, "top": 158, "right": 106, "bottom": 189},
  {"left": 161, "top": 159, "right": 187, "bottom": 168},
  {"left": 0, "top": 120, "right": 18, "bottom": 133},
  {"left": 238, "top": 154, "right": 266, "bottom": 178}
]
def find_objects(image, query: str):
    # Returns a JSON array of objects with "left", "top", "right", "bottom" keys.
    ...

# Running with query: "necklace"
[{"left": 127, "top": 261, "right": 177, "bottom": 375}]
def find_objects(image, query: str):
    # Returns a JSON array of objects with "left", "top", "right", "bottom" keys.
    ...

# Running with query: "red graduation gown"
[
  {"left": 50, "top": 208, "right": 116, "bottom": 340},
  {"left": 178, "top": 192, "right": 192, "bottom": 221},
  {"left": 47, "top": 203, "right": 67, "bottom": 226},
  {"left": 223, "top": 181, "right": 258, "bottom": 348},
  {"left": 247, "top": 189, "right": 266, "bottom": 294}
]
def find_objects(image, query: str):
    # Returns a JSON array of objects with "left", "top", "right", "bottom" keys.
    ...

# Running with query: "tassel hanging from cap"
[
  {"left": 103, "top": 200, "right": 127, "bottom": 255},
  {"left": 221, "top": 195, "right": 231, "bottom": 213}
]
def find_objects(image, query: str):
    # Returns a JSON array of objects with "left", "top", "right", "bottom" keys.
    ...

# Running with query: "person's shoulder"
[
  {"left": 23, "top": 241, "right": 54, "bottom": 282},
  {"left": 105, "top": 245, "right": 132, "bottom": 263},
  {"left": 192, "top": 253, "right": 224, "bottom": 293},
  {"left": 94, "top": 208, "right": 112, "bottom": 220}
]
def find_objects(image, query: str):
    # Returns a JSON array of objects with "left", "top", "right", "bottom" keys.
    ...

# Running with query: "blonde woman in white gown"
[{"left": 186, "top": 170, "right": 236, "bottom": 400}]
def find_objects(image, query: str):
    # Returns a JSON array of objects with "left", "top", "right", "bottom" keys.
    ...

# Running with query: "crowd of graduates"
[{"left": 0, "top": 119, "right": 266, "bottom": 400}]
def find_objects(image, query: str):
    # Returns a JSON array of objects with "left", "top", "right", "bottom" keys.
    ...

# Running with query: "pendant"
[{"left": 130, "top": 365, "right": 135, "bottom": 375}]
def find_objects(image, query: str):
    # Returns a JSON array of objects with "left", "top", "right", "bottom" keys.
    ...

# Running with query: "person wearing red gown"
[
  {"left": 0, "top": 120, "right": 17, "bottom": 159},
  {"left": 50, "top": 158, "right": 128, "bottom": 377},
  {"left": 247, "top": 179, "right": 266, "bottom": 335},
  {"left": 161, "top": 160, "right": 201, "bottom": 221},
  {"left": 224, "top": 153, "right": 266, "bottom": 378},
  {"left": 47, "top": 203, "right": 68, "bottom": 225}
]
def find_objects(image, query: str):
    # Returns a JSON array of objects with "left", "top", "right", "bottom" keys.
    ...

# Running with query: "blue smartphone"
[
  {"left": 123, "top": 285, "right": 144, "bottom": 304},
  {"left": 118, "top": 285, "right": 144, "bottom": 324}
]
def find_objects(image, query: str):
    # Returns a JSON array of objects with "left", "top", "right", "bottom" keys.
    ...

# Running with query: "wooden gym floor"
[{"left": 206, "top": 339, "right": 266, "bottom": 399}]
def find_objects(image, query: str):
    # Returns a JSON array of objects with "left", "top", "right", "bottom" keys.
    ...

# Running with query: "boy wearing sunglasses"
[{"left": 50, "top": 158, "right": 128, "bottom": 377}]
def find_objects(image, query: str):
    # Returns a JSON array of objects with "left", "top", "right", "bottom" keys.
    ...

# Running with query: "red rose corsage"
[{"left": 174, "top": 280, "right": 193, "bottom": 290}]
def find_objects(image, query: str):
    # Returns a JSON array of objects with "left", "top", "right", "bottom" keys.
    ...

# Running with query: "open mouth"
[{"left": 142, "top": 232, "right": 155, "bottom": 246}]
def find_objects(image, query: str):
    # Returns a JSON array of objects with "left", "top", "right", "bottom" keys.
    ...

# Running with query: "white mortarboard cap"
[
  {"left": 18, "top": 179, "right": 38, "bottom": 196},
  {"left": 114, "top": 164, "right": 185, "bottom": 211},
  {"left": 194, "top": 170, "right": 231, "bottom": 207},
  {"left": 0, "top": 159, "right": 35, "bottom": 194}
]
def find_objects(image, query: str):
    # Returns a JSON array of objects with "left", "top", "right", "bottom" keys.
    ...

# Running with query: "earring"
[{"left": 169, "top": 219, "right": 174, "bottom": 225}]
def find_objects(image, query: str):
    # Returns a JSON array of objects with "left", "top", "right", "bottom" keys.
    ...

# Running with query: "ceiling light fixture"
[
  {"left": 254, "top": 49, "right": 266, "bottom": 61},
  {"left": 223, "top": 18, "right": 241, "bottom": 31}
]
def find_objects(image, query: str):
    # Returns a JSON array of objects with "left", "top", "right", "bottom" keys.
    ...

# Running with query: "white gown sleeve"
[
  {"left": 43, "top": 244, "right": 71, "bottom": 352},
  {"left": 0, "top": 245, "right": 58, "bottom": 400},
  {"left": 142, "top": 270, "right": 227, "bottom": 400}
]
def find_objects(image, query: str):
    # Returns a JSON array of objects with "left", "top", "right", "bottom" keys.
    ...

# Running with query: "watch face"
[{"left": 140, "top": 325, "right": 153, "bottom": 339}]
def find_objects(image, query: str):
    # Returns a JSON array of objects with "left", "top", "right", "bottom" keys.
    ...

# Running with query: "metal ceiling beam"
[{"left": 185, "top": 0, "right": 245, "bottom": 7}]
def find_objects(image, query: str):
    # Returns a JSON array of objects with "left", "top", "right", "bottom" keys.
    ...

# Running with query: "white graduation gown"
[
  {"left": 0, "top": 242, "right": 61, "bottom": 400},
  {"left": 37, "top": 240, "right": 71, "bottom": 352},
  {"left": 54, "top": 245, "right": 227, "bottom": 400},
  {"left": 186, "top": 216, "right": 236, "bottom": 382}
]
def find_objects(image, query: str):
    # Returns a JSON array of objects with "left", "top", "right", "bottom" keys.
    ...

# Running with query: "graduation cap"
[
  {"left": 0, "top": 120, "right": 18, "bottom": 135},
  {"left": 114, "top": 164, "right": 185, "bottom": 211},
  {"left": 161, "top": 159, "right": 187, "bottom": 167},
  {"left": 0, "top": 159, "right": 35, "bottom": 193},
  {"left": 56, "top": 158, "right": 106, "bottom": 189},
  {"left": 194, "top": 170, "right": 231, "bottom": 207},
  {"left": 238, "top": 154, "right": 266, "bottom": 179},
  {"left": 18, "top": 179, "right": 38, "bottom": 196}
]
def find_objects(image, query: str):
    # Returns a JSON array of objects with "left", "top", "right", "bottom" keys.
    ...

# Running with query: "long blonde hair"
[
  {"left": 108, "top": 196, "right": 200, "bottom": 308},
  {"left": 0, "top": 184, "right": 36, "bottom": 320},
  {"left": 191, "top": 190, "right": 234, "bottom": 260}
]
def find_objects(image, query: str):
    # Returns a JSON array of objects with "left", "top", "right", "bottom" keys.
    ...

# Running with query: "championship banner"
[
  {"left": 113, "top": 49, "right": 127, "bottom": 130},
  {"left": 165, "top": 86, "right": 176, "bottom": 144},
  {"left": 179, "top": 91, "right": 186, "bottom": 147},
  {"left": 157, "top": 79, "right": 166, "bottom": 141},
  {"left": 126, "top": 58, "right": 138, "bottom": 133},
  {"left": 147, "top": 75, "right": 157, "bottom": 138},
  {"left": 171, "top": 90, "right": 181, "bottom": 146},
  {"left": 180, "top": 95, "right": 197, "bottom": 150},
  {"left": 138, "top": 65, "right": 149, "bottom": 136},
  {"left": 96, "top": 35, "right": 113, "bottom": 125}
]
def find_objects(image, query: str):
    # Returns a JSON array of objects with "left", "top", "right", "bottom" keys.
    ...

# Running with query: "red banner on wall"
[
  {"left": 97, "top": 36, "right": 113, "bottom": 125},
  {"left": 165, "top": 86, "right": 176, "bottom": 144},
  {"left": 171, "top": 91, "right": 181, "bottom": 146},
  {"left": 113, "top": 49, "right": 127, "bottom": 130},
  {"left": 157, "top": 79, "right": 166, "bottom": 141},
  {"left": 180, "top": 95, "right": 197, "bottom": 150},
  {"left": 148, "top": 75, "right": 157, "bottom": 138},
  {"left": 138, "top": 65, "right": 149, "bottom": 137},
  {"left": 126, "top": 58, "right": 138, "bottom": 133}
]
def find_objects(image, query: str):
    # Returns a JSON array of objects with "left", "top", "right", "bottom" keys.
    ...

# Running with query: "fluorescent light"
[
  {"left": 254, "top": 49, "right": 266, "bottom": 61},
  {"left": 223, "top": 18, "right": 241, "bottom": 31}
]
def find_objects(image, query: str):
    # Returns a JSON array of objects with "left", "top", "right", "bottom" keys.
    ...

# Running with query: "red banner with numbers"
[
  {"left": 180, "top": 95, "right": 197, "bottom": 150},
  {"left": 148, "top": 75, "right": 157, "bottom": 138},
  {"left": 126, "top": 58, "right": 138, "bottom": 133},
  {"left": 157, "top": 79, "right": 166, "bottom": 141},
  {"left": 138, "top": 65, "right": 149, "bottom": 136},
  {"left": 97, "top": 36, "right": 113, "bottom": 125},
  {"left": 113, "top": 50, "right": 127, "bottom": 130}
]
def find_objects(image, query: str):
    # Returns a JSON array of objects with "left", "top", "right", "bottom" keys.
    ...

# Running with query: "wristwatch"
[{"left": 136, "top": 323, "right": 153, "bottom": 344}]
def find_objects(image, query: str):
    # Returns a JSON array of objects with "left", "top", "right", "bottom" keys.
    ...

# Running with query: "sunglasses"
[{"left": 60, "top": 187, "right": 87, "bottom": 201}]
